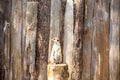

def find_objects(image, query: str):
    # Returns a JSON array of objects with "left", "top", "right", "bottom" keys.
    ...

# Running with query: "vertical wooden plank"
[
  {"left": 63, "top": 0, "right": 74, "bottom": 79},
  {"left": 4, "top": 0, "right": 12, "bottom": 80},
  {"left": 0, "top": 0, "right": 6, "bottom": 80},
  {"left": 24, "top": 2, "right": 38, "bottom": 80},
  {"left": 36, "top": 0, "right": 51, "bottom": 80},
  {"left": 48, "top": 0, "right": 62, "bottom": 62},
  {"left": 22, "top": 0, "right": 27, "bottom": 80},
  {"left": 72, "top": 0, "right": 84, "bottom": 80},
  {"left": 109, "top": 0, "right": 120, "bottom": 80},
  {"left": 91, "top": 0, "right": 109, "bottom": 80},
  {"left": 11, "top": 0, "right": 22, "bottom": 80},
  {"left": 82, "top": 0, "right": 94, "bottom": 80}
]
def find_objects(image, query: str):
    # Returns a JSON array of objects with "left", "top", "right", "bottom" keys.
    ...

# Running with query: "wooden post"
[
  {"left": 49, "top": 0, "right": 62, "bottom": 62},
  {"left": 0, "top": 1, "right": 6, "bottom": 80},
  {"left": 11, "top": 0, "right": 22, "bottom": 80},
  {"left": 91, "top": 0, "right": 109, "bottom": 80},
  {"left": 63, "top": 0, "right": 74, "bottom": 79},
  {"left": 109, "top": 0, "right": 120, "bottom": 80},
  {"left": 72, "top": 0, "right": 84, "bottom": 80},
  {"left": 47, "top": 64, "right": 69, "bottom": 80},
  {"left": 24, "top": 2, "right": 38, "bottom": 80}
]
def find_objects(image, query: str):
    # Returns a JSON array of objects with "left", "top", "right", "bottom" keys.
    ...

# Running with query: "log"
[
  {"left": 63, "top": 0, "right": 74, "bottom": 79},
  {"left": 109, "top": 0, "right": 120, "bottom": 80},
  {"left": 24, "top": 2, "right": 38, "bottom": 80},
  {"left": 47, "top": 64, "right": 69, "bottom": 80}
]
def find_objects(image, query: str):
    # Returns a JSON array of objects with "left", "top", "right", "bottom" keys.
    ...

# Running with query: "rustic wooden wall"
[{"left": 0, "top": 0, "right": 119, "bottom": 80}]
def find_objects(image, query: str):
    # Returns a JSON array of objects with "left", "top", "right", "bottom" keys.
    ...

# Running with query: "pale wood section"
[
  {"left": 72, "top": 0, "right": 84, "bottom": 80},
  {"left": 82, "top": 0, "right": 94, "bottom": 80},
  {"left": 63, "top": 0, "right": 74, "bottom": 79},
  {"left": 109, "top": 0, "right": 120, "bottom": 80},
  {"left": 49, "top": 0, "right": 62, "bottom": 62},
  {"left": 11, "top": 0, "right": 22, "bottom": 80},
  {"left": 47, "top": 64, "right": 69, "bottom": 80},
  {"left": 24, "top": 2, "right": 38, "bottom": 80}
]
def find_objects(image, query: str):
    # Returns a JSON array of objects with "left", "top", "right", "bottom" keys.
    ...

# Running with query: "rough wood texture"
[
  {"left": 82, "top": 0, "right": 94, "bottom": 80},
  {"left": 36, "top": 0, "right": 50, "bottom": 80},
  {"left": 91, "top": 0, "right": 109, "bottom": 80},
  {"left": 47, "top": 64, "right": 69, "bottom": 80},
  {"left": 109, "top": 0, "right": 120, "bottom": 80},
  {"left": 72, "top": 0, "right": 84, "bottom": 80},
  {"left": 0, "top": 0, "right": 6, "bottom": 80},
  {"left": 49, "top": 0, "right": 62, "bottom": 62},
  {"left": 11, "top": 0, "right": 22, "bottom": 80},
  {"left": 24, "top": 2, "right": 38, "bottom": 80},
  {"left": 63, "top": 0, "right": 74, "bottom": 79}
]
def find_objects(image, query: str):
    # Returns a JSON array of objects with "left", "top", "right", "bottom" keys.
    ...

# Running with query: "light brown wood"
[
  {"left": 63, "top": 0, "right": 74, "bottom": 79},
  {"left": 24, "top": 2, "right": 38, "bottom": 80},
  {"left": 82, "top": 0, "right": 94, "bottom": 80},
  {"left": 47, "top": 64, "right": 69, "bottom": 80},
  {"left": 11, "top": 0, "right": 22, "bottom": 80},
  {"left": 109, "top": 0, "right": 120, "bottom": 80},
  {"left": 49, "top": 0, "right": 62, "bottom": 63}
]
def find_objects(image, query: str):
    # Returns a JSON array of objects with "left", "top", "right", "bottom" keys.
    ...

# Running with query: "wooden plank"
[
  {"left": 82, "top": 0, "right": 94, "bottom": 80},
  {"left": 0, "top": 0, "right": 6, "bottom": 80},
  {"left": 36, "top": 0, "right": 51, "bottom": 80},
  {"left": 49, "top": 0, "right": 62, "bottom": 62},
  {"left": 11, "top": 0, "right": 22, "bottom": 80},
  {"left": 109, "top": 0, "right": 120, "bottom": 80},
  {"left": 3, "top": 0, "right": 12, "bottom": 80},
  {"left": 63, "top": 0, "right": 74, "bottom": 79},
  {"left": 91, "top": 0, "right": 109, "bottom": 80},
  {"left": 24, "top": 2, "right": 38, "bottom": 80},
  {"left": 72, "top": 0, "right": 84, "bottom": 80}
]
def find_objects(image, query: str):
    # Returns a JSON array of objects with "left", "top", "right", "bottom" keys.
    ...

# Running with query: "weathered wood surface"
[
  {"left": 11, "top": 0, "right": 23, "bottom": 80},
  {"left": 63, "top": 0, "right": 74, "bottom": 79},
  {"left": 0, "top": 0, "right": 6, "bottom": 80},
  {"left": 47, "top": 64, "right": 69, "bottom": 80},
  {"left": 72, "top": 0, "right": 84, "bottom": 80},
  {"left": 36, "top": 0, "right": 50, "bottom": 80},
  {"left": 91, "top": 0, "right": 109, "bottom": 80},
  {"left": 49, "top": 0, "right": 62, "bottom": 62},
  {"left": 109, "top": 0, "right": 120, "bottom": 80},
  {"left": 24, "top": 2, "right": 38, "bottom": 80},
  {"left": 82, "top": 0, "right": 94, "bottom": 80}
]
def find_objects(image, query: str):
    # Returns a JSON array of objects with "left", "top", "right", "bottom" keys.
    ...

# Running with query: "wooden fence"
[{"left": 0, "top": 0, "right": 119, "bottom": 80}]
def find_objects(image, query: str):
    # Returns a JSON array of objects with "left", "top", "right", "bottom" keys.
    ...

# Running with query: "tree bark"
[{"left": 109, "top": 0, "right": 120, "bottom": 80}]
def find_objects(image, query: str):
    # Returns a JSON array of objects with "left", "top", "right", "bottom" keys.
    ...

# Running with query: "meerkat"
[{"left": 50, "top": 37, "right": 62, "bottom": 64}]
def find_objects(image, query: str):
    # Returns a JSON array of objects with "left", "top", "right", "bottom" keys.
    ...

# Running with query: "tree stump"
[{"left": 47, "top": 64, "right": 69, "bottom": 80}]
